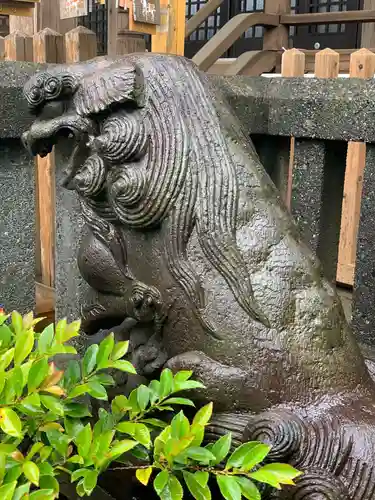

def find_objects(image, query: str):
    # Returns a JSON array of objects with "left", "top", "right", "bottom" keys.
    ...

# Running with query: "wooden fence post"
[
  {"left": 65, "top": 26, "right": 97, "bottom": 64},
  {"left": 337, "top": 49, "right": 375, "bottom": 286},
  {"left": 281, "top": 48, "right": 305, "bottom": 209},
  {"left": 0, "top": 37, "right": 4, "bottom": 60},
  {"left": 5, "top": 31, "right": 33, "bottom": 61},
  {"left": 33, "top": 29, "right": 64, "bottom": 299}
]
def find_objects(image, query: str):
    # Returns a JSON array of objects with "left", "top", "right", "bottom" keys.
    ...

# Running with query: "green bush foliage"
[{"left": 0, "top": 310, "right": 301, "bottom": 499}]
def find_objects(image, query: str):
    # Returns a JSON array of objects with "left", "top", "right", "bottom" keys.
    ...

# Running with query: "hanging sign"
[
  {"left": 0, "top": 1, "right": 37, "bottom": 17},
  {"left": 60, "top": 0, "right": 88, "bottom": 19},
  {"left": 133, "top": 0, "right": 160, "bottom": 25}
]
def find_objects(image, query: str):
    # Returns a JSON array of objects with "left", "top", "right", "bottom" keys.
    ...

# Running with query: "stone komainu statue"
[{"left": 23, "top": 54, "right": 375, "bottom": 498}]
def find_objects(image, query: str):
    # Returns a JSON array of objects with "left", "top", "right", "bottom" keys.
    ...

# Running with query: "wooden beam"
[
  {"left": 185, "top": 0, "right": 224, "bottom": 38},
  {"left": 192, "top": 13, "right": 280, "bottom": 71},
  {"left": 224, "top": 50, "right": 278, "bottom": 75},
  {"left": 281, "top": 10, "right": 375, "bottom": 25},
  {"left": 35, "top": 282, "right": 55, "bottom": 315},
  {"left": 361, "top": 0, "right": 375, "bottom": 48},
  {"left": 337, "top": 49, "right": 375, "bottom": 286}
]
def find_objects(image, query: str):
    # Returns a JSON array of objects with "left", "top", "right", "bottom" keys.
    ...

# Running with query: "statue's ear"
[{"left": 74, "top": 61, "right": 147, "bottom": 116}]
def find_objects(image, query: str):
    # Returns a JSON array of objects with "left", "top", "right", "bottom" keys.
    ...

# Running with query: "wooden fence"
[
  {"left": 281, "top": 47, "right": 375, "bottom": 287},
  {"left": 0, "top": 26, "right": 98, "bottom": 321}
]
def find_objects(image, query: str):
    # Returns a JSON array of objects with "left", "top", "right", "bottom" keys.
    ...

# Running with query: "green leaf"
[
  {"left": 235, "top": 477, "right": 261, "bottom": 500},
  {"left": 14, "top": 329, "right": 34, "bottom": 365},
  {"left": 55, "top": 319, "right": 80, "bottom": 344},
  {"left": 11, "top": 312, "right": 23, "bottom": 335},
  {"left": 111, "top": 340, "right": 129, "bottom": 361},
  {"left": 46, "top": 429, "right": 70, "bottom": 457},
  {"left": 185, "top": 447, "right": 216, "bottom": 464},
  {"left": 13, "top": 483, "right": 31, "bottom": 500},
  {"left": 54, "top": 319, "right": 67, "bottom": 344},
  {"left": 163, "top": 397, "right": 195, "bottom": 407},
  {"left": 159, "top": 369, "right": 173, "bottom": 398},
  {"left": 64, "top": 402, "right": 91, "bottom": 418},
  {"left": 217, "top": 475, "right": 242, "bottom": 500},
  {"left": 97, "top": 333, "right": 114, "bottom": 369},
  {"left": 136, "top": 467, "right": 153, "bottom": 486},
  {"left": 64, "top": 417, "right": 84, "bottom": 439},
  {"left": 166, "top": 475, "right": 183, "bottom": 500},
  {"left": 251, "top": 463, "right": 302, "bottom": 487},
  {"left": 174, "top": 370, "right": 193, "bottom": 383},
  {"left": 194, "top": 471, "right": 209, "bottom": 487},
  {"left": 22, "top": 461, "right": 39, "bottom": 486},
  {"left": 171, "top": 411, "right": 190, "bottom": 439},
  {"left": 0, "top": 481, "right": 17, "bottom": 500},
  {"left": 5, "top": 366, "right": 23, "bottom": 400},
  {"left": 62, "top": 360, "right": 81, "bottom": 391},
  {"left": 0, "top": 348, "right": 14, "bottom": 371},
  {"left": 242, "top": 443, "right": 272, "bottom": 471},
  {"left": 82, "top": 344, "right": 99, "bottom": 377},
  {"left": 40, "top": 395, "right": 64, "bottom": 416},
  {"left": 0, "top": 408, "right": 22, "bottom": 437},
  {"left": 148, "top": 380, "right": 160, "bottom": 403},
  {"left": 26, "top": 442, "right": 44, "bottom": 461},
  {"left": 192, "top": 403, "right": 213, "bottom": 427},
  {"left": 40, "top": 475, "right": 59, "bottom": 493},
  {"left": 83, "top": 470, "right": 98, "bottom": 496},
  {"left": 28, "top": 358, "right": 49, "bottom": 392},
  {"left": 0, "top": 325, "right": 12, "bottom": 348},
  {"left": 90, "top": 373, "right": 115, "bottom": 386},
  {"left": 153, "top": 470, "right": 169, "bottom": 496},
  {"left": 211, "top": 432, "right": 232, "bottom": 465},
  {"left": 137, "top": 384, "right": 150, "bottom": 411},
  {"left": 67, "top": 383, "right": 90, "bottom": 399},
  {"left": 87, "top": 381, "right": 107, "bottom": 400},
  {"left": 4, "top": 464, "right": 22, "bottom": 483},
  {"left": 110, "top": 360, "right": 137, "bottom": 374},
  {"left": 174, "top": 380, "right": 205, "bottom": 392},
  {"left": 140, "top": 418, "right": 167, "bottom": 428},
  {"left": 182, "top": 471, "right": 211, "bottom": 500},
  {"left": 109, "top": 440, "right": 137, "bottom": 458},
  {"left": 0, "top": 452, "right": 5, "bottom": 483},
  {"left": 111, "top": 394, "right": 131, "bottom": 415},
  {"left": 38, "top": 463, "right": 54, "bottom": 476},
  {"left": 28, "top": 489, "right": 55, "bottom": 500},
  {"left": 226, "top": 442, "right": 267, "bottom": 470},
  {"left": 38, "top": 324, "right": 54, "bottom": 353},
  {"left": 75, "top": 424, "right": 92, "bottom": 459},
  {"left": 116, "top": 422, "right": 151, "bottom": 447},
  {"left": 71, "top": 468, "right": 90, "bottom": 482}
]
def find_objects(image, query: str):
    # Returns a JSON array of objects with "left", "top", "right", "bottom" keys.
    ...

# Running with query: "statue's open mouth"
[{"left": 22, "top": 112, "right": 98, "bottom": 187}]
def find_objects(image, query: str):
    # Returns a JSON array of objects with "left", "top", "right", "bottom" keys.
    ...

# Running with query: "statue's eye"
[
  {"left": 44, "top": 77, "right": 62, "bottom": 98},
  {"left": 28, "top": 86, "right": 44, "bottom": 106}
]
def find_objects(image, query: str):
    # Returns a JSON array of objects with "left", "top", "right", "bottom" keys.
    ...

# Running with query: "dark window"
[{"left": 78, "top": 2, "right": 108, "bottom": 56}]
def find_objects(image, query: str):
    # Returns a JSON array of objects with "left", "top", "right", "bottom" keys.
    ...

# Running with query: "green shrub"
[{"left": 0, "top": 310, "right": 301, "bottom": 499}]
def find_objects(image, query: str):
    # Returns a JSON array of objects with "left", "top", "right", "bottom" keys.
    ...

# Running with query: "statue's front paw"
[
  {"left": 129, "top": 282, "right": 163, "bottom": 323},
  {"left": 132, "top": 334, "right": 168, "bottom": 377}
]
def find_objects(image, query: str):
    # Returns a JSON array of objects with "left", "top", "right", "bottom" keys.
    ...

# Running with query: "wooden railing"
[{"left": 186, "top": 2, "right": 375, "bottom": 74}]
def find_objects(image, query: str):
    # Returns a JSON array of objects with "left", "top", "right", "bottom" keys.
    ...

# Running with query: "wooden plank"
[
  {"left": 281, "top": 10, "right": 375, "bottom": 25},
  {"left": 65, "top": 26, "right": 96, "bottom": 63},
  {"left": 0, "top": 37, "right": 4, "bottom": 59},
  {"left": 185, "top": 0, "right": 224, "bottom": 38},
  {"left": 35, "top": 282, "right": 55, "bottom": 315},
  {"left": 33, "top": 29, "right": 64, "bottom": 289},
  {"left": 361, "top": 0, "right": 375, "bottom": 47},
  {"left": 263, "top": 0, "right": 288, "bottom": 51},
  {"left": 192, "top": 13, "right": 280, "bottom": 71},
  {"left": 5, "top": 30, "right": 33, "bottom": 60},
  {"left": 337, "top": 48, "right": 375, "bottom": 286},
  {"left": 0, "top": 6, "right": 33, "bottom": 17},
  {"left": 281, "top": 49, "right": 305, "bottom": 210}
]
